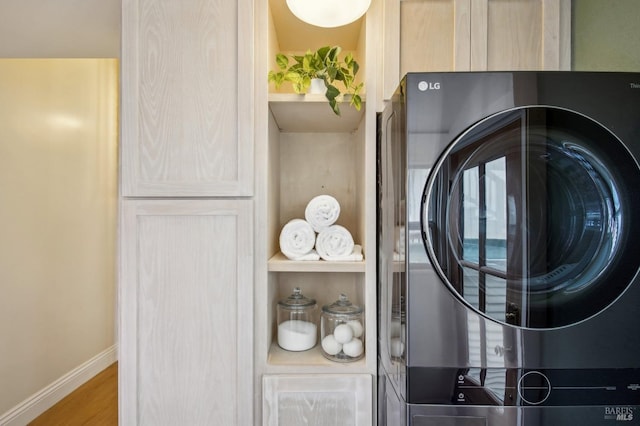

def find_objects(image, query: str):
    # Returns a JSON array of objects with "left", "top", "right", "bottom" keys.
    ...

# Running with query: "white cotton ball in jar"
[
  {"left": 389, "top": 319, "right": 401, "bottom": 338},
  {"left": 390, "top": 338, "right": 405, "bottom": 357},
  {"left": 342, "top": 338, "right": 364, "bottom": 358},
  {"left": 347, "top": 320, "right": 363, "bottom": 338},
  {"left": 321, "top": 334, "right": 343, "bottom": 355},
  {"left": 333, "top": 323, "right": 354, "bottom": 344}
]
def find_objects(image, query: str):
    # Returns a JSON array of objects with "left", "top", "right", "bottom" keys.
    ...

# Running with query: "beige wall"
[
  {"left": 0, "top": 0, "right": 120, "bottom": 57},
  {"left": 573, "top": 0, "right": 640, "bottom": 70},
  {"left": 0, "top": 59, "right": 118, "bottom": 414}
]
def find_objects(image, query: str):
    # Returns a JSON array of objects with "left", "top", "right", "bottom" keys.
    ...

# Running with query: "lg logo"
[{"left": 418, "top": 81, "right": 440, "bottom": 91}]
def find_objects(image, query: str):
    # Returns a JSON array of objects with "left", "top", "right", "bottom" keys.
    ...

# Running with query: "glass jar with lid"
[
  {"left": 277, "top": 287, "right": 318, "bottom": 351},
  {"left": 320, "top": 294, "right": 365, "bottom": 362}
]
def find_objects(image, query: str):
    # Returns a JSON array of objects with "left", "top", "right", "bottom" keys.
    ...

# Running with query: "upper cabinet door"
[
  {"left": 397, "top": 0, "right": 571, "bottom": 79},
  {"left": 121, "top": 0, "right": 253, "bottom": 197},
  {"left": 469, "top": 0, "right": 571, "bottom": 71}
]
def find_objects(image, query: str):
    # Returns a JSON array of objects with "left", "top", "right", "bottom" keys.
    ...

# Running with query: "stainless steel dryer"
[{"left": 377, "top": 72, "right": 640, "bottom": 426}]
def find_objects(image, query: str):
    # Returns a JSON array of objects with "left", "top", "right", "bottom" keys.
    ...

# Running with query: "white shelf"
[
  {"left": 268, "top": 93, "right": 365, "bottom": 133},
  {"left": 268, "top": 252, "right": 366, "bottom": 273},
  {"left": 267, "top": 342, "right": 368, "bottom": 372}
]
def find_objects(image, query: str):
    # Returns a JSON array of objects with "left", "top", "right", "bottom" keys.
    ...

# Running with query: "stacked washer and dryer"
[{"left": 377, "top": 72, "right": 640, "bottom": 425}]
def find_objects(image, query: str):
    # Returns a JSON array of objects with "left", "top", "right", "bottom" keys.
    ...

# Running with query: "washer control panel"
[
  {"left": 452, "top": 368, "right": 640, "bottom": 406},
  {"left": 406, "top": 367, "right": 640, "bottom": 406}
]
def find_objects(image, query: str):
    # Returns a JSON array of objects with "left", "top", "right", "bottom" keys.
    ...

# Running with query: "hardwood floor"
[{"left": 29, "top": 362, "right": 118, "bottom": 426}]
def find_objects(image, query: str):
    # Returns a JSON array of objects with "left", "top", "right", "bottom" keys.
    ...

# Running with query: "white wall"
[{"left": 0, "top": 59, "right": 118, "bottom": 416}]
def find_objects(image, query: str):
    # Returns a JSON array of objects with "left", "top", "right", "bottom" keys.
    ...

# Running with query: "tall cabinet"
[
  {"left": 119, "top": 0, "right": 254, "bottom": 425},
  {"left": 254, "top": 0, "right": 381, "bottom": 425}
]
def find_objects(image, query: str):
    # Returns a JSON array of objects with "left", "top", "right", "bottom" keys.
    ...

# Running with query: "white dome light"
[{"left": 286, "top": 0, "right": 371, "bottom": 28}]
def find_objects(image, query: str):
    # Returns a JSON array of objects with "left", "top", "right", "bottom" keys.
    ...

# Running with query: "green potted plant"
[{"left": 268, "top": 45, "right": 364, "bottom": 116}]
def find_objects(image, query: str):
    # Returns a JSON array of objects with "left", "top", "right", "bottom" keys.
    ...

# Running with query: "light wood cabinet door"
[
  {"left": 398, "top": 0, "right": 469, "bottom": 75},
  {"left": 397, "top": 0, "right": 570, "bottom": 78},
  {"left": 469, "top": 0, "right": 571, "bottom": 71},
  {"left": 121, "top": 0, "right": 253, "bottom": 197},
  {"left": 119, "top": 200, "right": 253, "bottom": 425},
  {"left": 263, "top": 374, "right": 372, "bottom": 426}
]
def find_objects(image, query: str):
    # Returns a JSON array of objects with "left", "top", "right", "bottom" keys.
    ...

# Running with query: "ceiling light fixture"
[{"left": 286, "top": 0, "right": 371, "bottom": 28}]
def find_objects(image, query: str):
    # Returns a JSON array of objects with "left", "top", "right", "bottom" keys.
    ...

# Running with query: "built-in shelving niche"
[{"left": 263, "top": 0, "right": 372, "bottom": 377}]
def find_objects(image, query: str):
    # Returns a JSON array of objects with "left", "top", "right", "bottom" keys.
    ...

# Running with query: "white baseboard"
[{"left": 0, "top": 345, "right": 117, "bottom": 426}]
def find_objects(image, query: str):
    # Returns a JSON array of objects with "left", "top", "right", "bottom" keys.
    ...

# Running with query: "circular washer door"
[{"left": 423, "top": 106, "right": 640, "bottom": 329}]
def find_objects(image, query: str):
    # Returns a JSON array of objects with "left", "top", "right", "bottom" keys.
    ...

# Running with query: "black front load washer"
[{"left": 377, "top": 72, "right": 640, "bottom": 425}]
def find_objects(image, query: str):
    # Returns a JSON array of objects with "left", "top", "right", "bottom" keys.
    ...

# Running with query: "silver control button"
[{"left": 517, "top": 371, "right": 551, "bottom": 405}]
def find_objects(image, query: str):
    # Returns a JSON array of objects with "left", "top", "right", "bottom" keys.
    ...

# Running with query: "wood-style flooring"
[{"left": 29, "top": 362, "right": 118, "bottom": 426}]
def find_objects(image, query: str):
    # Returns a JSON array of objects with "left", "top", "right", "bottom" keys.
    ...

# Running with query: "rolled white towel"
[
  {"left": 305, "top": 195, "right": 340, "bottom": 233},
  {"left": 316, "top": 225, "right": 358, "bottom": 261},
  {"left": 292, "top": 250, "right": 321, "bottom": 261},
  {"left": 332, "top": 245, "right": 364, "bottom": 262},
  {"left": 279, "top": 219, "right": 316, "bottom": 260}
]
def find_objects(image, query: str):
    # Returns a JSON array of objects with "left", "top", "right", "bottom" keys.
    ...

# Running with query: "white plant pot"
[{"left": 309, "top": 78, "right": 326, "bottom": 94}]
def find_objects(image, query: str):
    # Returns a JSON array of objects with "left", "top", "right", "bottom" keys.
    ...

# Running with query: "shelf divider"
[
  {"left": 268, "top": 252, "right": 366, "bottom": 273},
  {"left": 268, "top": 93, "right": 365, "bottom": 133},
  {"left": 267, "top": 342, "right": 367, "bottom": 370}
]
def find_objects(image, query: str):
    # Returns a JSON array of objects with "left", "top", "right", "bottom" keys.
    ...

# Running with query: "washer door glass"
[{"left": 423, "top": 106, "right": 640, "bottom": 329}]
